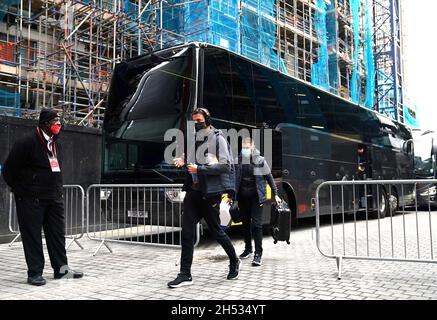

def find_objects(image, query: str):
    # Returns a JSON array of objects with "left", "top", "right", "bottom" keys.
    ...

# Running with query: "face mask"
[
  {"left": 241, "top": 148, "right": 251, "bottom": 158},
  {"left": 195, "top": 122, "right": 207, "bottom": 132},
  {"left": 50, "top": 124, "right": 61, "bottom": 135}
]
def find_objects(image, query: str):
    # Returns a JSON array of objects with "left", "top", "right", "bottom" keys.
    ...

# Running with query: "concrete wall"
[{"left": 0, "top": 116, "right": 102, "bottom": 243}]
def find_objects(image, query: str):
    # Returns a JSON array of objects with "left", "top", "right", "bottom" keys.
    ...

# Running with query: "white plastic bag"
[{"left": 219, "top": 200, "right": 232, "bottom": 228}]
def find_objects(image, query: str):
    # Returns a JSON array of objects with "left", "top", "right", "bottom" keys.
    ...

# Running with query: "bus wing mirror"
[{"left": 402, "top": 140, "right": 413, "bottom": 155}]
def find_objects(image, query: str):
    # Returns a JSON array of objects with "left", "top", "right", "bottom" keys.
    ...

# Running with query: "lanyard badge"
[
  {"left": 49, "top": 156, "right": 61, "bottom": 172},
  {"left": 36, "top": 127, "right": 61, "bottom": 173}
]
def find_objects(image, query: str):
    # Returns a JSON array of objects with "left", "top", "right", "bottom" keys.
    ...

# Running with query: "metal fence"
[
  {"left": 315, "top": 179, "right": 437, "bottom": 279},
  {"left": 8, "top": 185, "right": 85, "bottom": 249},
  {"left": 8, "top": 192, "right": 20, "bottom": 246},
  {"left": 86, "top": 184, "right": 201, "bottom": 256},
  {"left": 63, "top": 185, "right": 85, "bottom": 250}
]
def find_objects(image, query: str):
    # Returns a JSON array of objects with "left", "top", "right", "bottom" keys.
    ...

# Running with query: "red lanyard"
[{"left": 36, "top": 127, "right": 57, "bottom": 158}]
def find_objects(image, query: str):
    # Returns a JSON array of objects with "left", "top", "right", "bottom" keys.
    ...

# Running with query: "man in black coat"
[
  {"left": 2, "top": 109, "right": 83, "bottom": 286},
  {"left": 167, "top": 108, "right": 240, "bottom": 288}
]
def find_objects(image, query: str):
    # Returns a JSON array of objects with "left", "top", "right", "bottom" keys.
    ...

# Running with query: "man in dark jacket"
[
  {"left": 167, "top": 108, "right": 240, "bottom": 288},
  {"left": 234, "top": 137, "right": 281, "bottom": 266},
  {"left": 2, "top": 109, "right": 83, "bottom": 286}
]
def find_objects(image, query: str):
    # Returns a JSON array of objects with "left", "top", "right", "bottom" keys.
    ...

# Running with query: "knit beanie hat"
[{"left": 39, "top": 109, "right": 59, "bottom": 125}]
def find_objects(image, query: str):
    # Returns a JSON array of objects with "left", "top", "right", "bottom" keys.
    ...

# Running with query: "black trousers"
[
  {"left": 238, "top": 194, "right": 264, "bottom": 255},
  {"left": 14, "top": 196, "right": 68, "bottom": 277},
  {"left": 180, "top": 190, "right": 238, "bottom": 276}
]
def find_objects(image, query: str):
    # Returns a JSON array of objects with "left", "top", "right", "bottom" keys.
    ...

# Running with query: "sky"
[{"left": 402, "top": 0, "right": 437, "bottom": 131}]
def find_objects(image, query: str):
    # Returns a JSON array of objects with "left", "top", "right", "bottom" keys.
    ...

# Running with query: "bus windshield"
[{"left": 103, "top": 46, "right": 196, "bottom": 177}]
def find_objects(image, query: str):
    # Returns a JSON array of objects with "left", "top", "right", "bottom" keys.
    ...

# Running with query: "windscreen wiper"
[
  {"left": 151, "top": 169, "right": 175, "bottom": 183},
  {"left": 150, "top": 53, "right": 188, "bottom": 63},
  {"left": 126, "top": 53, "right": 187, "bottom": 71}
]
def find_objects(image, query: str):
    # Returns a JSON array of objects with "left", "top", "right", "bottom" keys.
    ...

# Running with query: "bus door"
[{"left": 356, "top": 144, "right": 376, "bottom": 210}]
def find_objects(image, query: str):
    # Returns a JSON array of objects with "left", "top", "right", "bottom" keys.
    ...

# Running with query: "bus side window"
[{"left": 257, "top": 128, "right": 282, "bottom": 179}]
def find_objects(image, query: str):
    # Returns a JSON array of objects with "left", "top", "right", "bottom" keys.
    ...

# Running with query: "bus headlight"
[
  {"left": 165, "top": 189, "right": 186, "bottom": 203},
  {"left": 420, "top": 186, "right": 437, "bottom": 197},
  {"left": 100, "top": 189, "right": 112, "bottom": 200}
]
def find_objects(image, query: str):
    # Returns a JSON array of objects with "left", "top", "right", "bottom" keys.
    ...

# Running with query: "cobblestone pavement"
[{"left": 1, "top": 212, "right": 437, "bottom": 300}]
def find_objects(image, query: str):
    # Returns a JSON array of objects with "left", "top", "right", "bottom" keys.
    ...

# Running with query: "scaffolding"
[
  {"left": 0, "top": 0, "right": 413, "bottom": 126},
  {"left": 372, "top": 0, "right": 404, "bottom": 122},
  {"left": 160, "top": 0, "right": 374, "bottom": 106},
  {"left": 0, "top": 0, "right": 174, "bottom": 126}
]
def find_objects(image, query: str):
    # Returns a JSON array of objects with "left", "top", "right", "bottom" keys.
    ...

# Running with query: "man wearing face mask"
[
  {"left": 2, "top": 109, "right": 83, "bottom": 286},
  {"left": 168, "top": 108, "right": 240, "bottom": 288},
  {"left": 234, "top": 137, "right": 281, "bottom": 266}
]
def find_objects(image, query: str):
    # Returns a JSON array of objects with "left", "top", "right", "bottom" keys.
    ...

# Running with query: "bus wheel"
[
  {"left": 370, "top": 188, "right": 388, "bottom": 219},
  {"left": 279, "top": 186, "right": 298, "bottom": 228},
  {"left": 388, "top": 187, "right": 399, "bottom": 216},
  {"left": 100, "top": 199, "right": 113, "bottom": 223}
]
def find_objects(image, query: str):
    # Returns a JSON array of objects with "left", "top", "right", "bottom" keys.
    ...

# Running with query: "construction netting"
[
  {"left": 326, "top": 1, "right": 339, "bottom": 94},
  {"left": 160, "top": 0, "right": 239, "bottom": 51},
  {"left": 159, "top": 0, "right": 378, "bottom": 110},
  {"left": 311, "top": 0, "right": 375, "bottom": 109},
  {"left": 311, "top": 0, "right": 329, "bottom": 90},
  {"left": 363, "top": 0, "right": 375, "bottom": 110},
  {"left": 160, "top": 0, "right": 279, "bottom": 67},
  {"left": 0, "top": 90, "right": 21, "bottom": 117},
  {"left": 404, "top": 104, "right": 419, "bottom": 129},
  {"left": 0, "top": 0, "right": 17, "bottom": 21},
  {"left": 241, "top": 0, "right": 278, "bottom": 70}
]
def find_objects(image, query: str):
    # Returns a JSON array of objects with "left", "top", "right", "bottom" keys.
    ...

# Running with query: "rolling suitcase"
[{"left": 270, "top": 201, "right": 291, "bottom": 244}]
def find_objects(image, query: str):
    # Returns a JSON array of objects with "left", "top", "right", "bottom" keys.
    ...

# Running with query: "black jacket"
[
  {"left": 234, "top": 150, "right": 278, "bottom": 204},
  {"left": 2, "top": 129, "right": 63, "bottom": 199},
  {"left": 182, "top": 127, "right": 235, "bottom": 198}
]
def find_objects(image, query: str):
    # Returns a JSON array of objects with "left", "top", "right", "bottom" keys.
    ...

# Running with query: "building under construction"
[{"left": 0, "top": 0, "right": 417, "bottom": 127}]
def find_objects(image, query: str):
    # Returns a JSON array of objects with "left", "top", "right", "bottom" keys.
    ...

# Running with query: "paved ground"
[{"left": 1, "top": 213, "right": 437, "bottom": 300}]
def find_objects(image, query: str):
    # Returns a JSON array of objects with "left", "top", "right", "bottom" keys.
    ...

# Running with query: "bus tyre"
[
  {"left": 388, "top": 187, "right": 399, "bottom": 216},
  {"left": 370, "top": 188, "right": 388, "bottom": 219},
  {"left": 100, "top": 199, "right": 113, "bottom": 223},
  {"left": 278, "top": 188, "right": 297, "bottom": 229}
]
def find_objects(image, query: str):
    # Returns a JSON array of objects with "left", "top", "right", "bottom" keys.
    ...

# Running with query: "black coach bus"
[{"left": 102, "top": 42, "right": 415, "bottom": 226}]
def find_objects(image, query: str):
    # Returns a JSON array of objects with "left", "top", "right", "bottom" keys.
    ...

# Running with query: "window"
[
  {"left": 414, "top": 135, "right": 434, "bottom": 177},
  {"left": 294, "top": 82, "right": 332, "bottom": 132},
  {"left": 203, "top": 48, "right": 256, "bottom": 124},
  {"left": 103, "top": 46, "right": 196, "bottom": 173},
  {"left": 251, "top": 64, "right": 286, "bottom": 128}
]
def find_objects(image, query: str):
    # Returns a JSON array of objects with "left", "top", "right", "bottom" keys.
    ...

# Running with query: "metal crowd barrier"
[
  {"left": 315, "top": 179, "right": 437, "bottom": 279},
  {"left": 63, "top": 185, "right": 85, "bottom": 250},
  {"left": 8, "top": 192, "right": 20, "bottom": 246},
  {"left": 86, "top": 184, "right": 201, "bottom": 256},
  {"left": 8, "top": 185, "right": 85, "bottom": 250}
]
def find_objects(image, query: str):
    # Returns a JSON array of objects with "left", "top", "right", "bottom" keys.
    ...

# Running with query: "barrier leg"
[
  {"left": 336, "top": 256, "right": 343, "bottom": 280},
  {"left": 66, "top": 238, "right": 84, "bottom": 251},
  {"left": 193, "top": 223, "right": 202, "bottom": 247},
  {"left": 8, "top": 233, "right": 21, "bottom": 247},
  {"left": 93, "top": 240, "right": 113, "bottom": 256}
]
